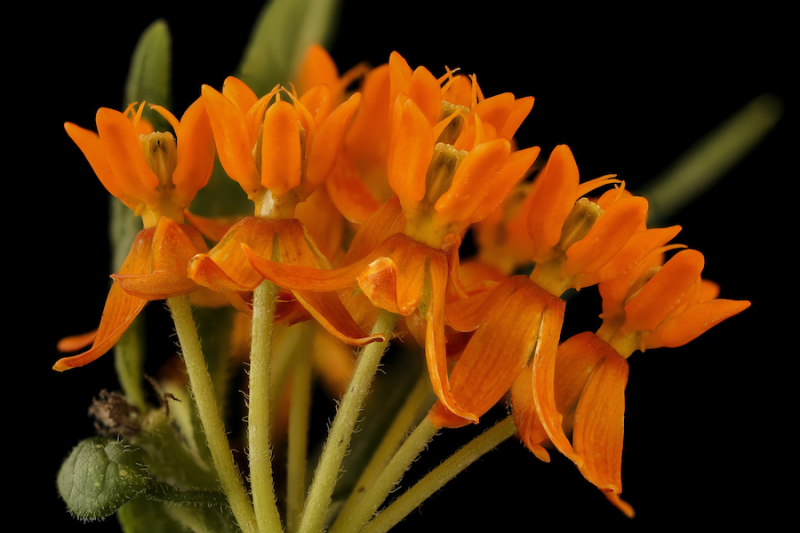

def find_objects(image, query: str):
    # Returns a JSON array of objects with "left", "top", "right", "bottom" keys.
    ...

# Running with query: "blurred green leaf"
[
  {"left": 236, "top": 0, "right": 341, "bottom": 97},
  {"left": 124, "top": 19, "right": 172, "bottom": 131},
  {"left": 118, "top": 498, "right": 184, "bottom": 533}
]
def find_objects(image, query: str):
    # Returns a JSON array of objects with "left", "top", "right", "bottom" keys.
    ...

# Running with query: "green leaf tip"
[
  {"left": 124, "top": 18, "right": 172, "bottom": 131},
  {"left": 236, "top": 0, "right": 342, "bottom": 97},
  {"left": 57, "top": 437, "right": 152, "bottom": 521}
]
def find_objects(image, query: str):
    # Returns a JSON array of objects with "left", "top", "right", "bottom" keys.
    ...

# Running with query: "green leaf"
[
  {"left": 118, "top": 498, "right": 185, "bottom": 533},
  {"left": 124, "top": 19, "right": 172, "bottom": 132},
  {"left": 236, "top": 0, "right": 342, "bottom": 97},
  {"left": 58, "top": 437, "right": 152, "bottom": 521}
]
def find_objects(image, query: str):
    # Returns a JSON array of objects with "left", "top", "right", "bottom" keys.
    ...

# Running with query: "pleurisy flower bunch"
[{"left": 55, "top": 44, "right": 749, "bottom": 533}]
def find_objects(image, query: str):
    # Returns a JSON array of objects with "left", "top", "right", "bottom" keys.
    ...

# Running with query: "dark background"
[{"left": 18, "top": 1, "right": 789, "bottom": 531}]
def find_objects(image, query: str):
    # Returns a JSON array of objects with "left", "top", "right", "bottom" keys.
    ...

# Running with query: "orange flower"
[
  {"left": 526, "top": 145, "right": 681, "bottom": 296},
  {"left": 596, "top": 248, "right": 751, "bottom": 356},
  {"left": 188, "top": 77, "right": 382, "bottom": 346},
  {"left": 55, "top": 99, "right": 215, "bottom": 370},
  {"left": 243, "top": 52, "right": 540, "bottom": 422}
]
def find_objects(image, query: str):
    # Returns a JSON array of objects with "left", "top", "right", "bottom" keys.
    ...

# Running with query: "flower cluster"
[{"left": 56, "top": 45, "right": 749, "bottom": 521}]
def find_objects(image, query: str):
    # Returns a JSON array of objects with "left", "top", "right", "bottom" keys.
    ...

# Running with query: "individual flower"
[
  {"left": 54, "top": 99, "right": 215, "bottom": 370},
  {"left": 187, "top": 77, "right": 382, "bottom": 346},
  {"left": 244, "top": 52, "right": 539, "bottom": 422}
]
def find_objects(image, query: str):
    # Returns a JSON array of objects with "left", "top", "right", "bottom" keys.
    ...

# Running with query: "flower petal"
[
  {"left": 326, "top": 154, "right": 383, "bottom": 224},
  {"left": 527, "top": 145, "right": 580, "bottom": 263},
  {"left": 306, "top": 92, "right": 362, "bottom": 188},
  {"left": 201, "top": 84, "right": 261, "bottom": 194},
  {"left": 469, "top": 146, "right": 539, "bottom": 224},
  {"left": 172, "top": 96, "right": 216, "bottom": 208},
  {"left": 654, "top": 298, "right": 751, "bottom": 348},
  {"left": 96, "top": 108, "right": 160, "bottom": 206},
  {"left": 387, "top": 96, "right": 433, "bottom": 207},
  {"left": 572, "top": 336, "right": 632, "bottom": 517}
]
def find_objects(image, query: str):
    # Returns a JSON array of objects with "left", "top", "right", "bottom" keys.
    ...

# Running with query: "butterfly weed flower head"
[{"left": 54, "top": 99, "right": 215, "bottom": 370}]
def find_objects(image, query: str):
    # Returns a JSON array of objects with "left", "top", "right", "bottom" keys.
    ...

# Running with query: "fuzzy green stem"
[
  {"left": 166, "top": 295, "right": 258, "bottom": 533},
  {"left": 286, "top": 323, "right": 314, "bottom": 533},
  {"left": 297, "top": 309, "right": 399, "bottom": 533},
  {"left": 360, "top": 415, "right": 518, "bottom": 533},
  {"left": 249, "top": 280, "right": 285, "bottom": 533},
  {"left": 330, "top": 370, "right": 436, "bottom": 533}
]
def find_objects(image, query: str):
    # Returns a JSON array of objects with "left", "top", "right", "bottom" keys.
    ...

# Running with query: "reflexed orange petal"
[
  {"left": 96, "top": 108, "right": 160, "bottom": 206},
  {"left": 553, "top": 332, "right": 608, "bottom": 420},
  {"left": 381, "top": 240, "right": 428, "bottom": 316},
  {"left": 387, "top": 97, "right": 433, "bottom": 206},
  {"left": 183, "top": 210, "right": 242, "bottom": 243},
  {"left": 201, "top": 84, "right": 261, "bottom": 194},
  {"left": 294, "top": 290, "right": 384, "bottom": 346},
  {"left": 425, "top": 253, "right": 477, "bottom": 422},
  {"left": 431, "top": 277, "right": 550, "bottom": 428},
  {"left": 510, "top": 364, "right": 551, "bottom": 462},
  {"left": 572, "top": 338, "right": 630, "bottom": 516},
  {"left": 172, "top": 96, "right": 216, "bottom": 207},
  {"left": 563, "top": 196, "right": 649, "bottom": 279},
  {"left": 530, "top": 299, "right": 577, "bottom": 465},
  {"left": 623, "top": 249, "right": 705, "bottom": 333},
  {"left": 112, "top": 218, "right": 207, "bottom": 300},
  {"left": 655, "top": 299, "right": 751, "bottom": 348},
  {"left": 470, "top": 146, "right": 539, "bottom": 224},
  {"left": 434, "top": 139, "right": 510, "bottom": 227},
  {"left": 527, "top": 145, "right": 579, "bottom": 263},
  {"left": 53, "top": 228, "right": 156, "bottom": 371},
  {"left": 357, "top": 257, "right": 401, "bottom": 314},
  {"left": 57, "top": 330, "right": 98, "bottom": 353},
  {"left": 261, "top": 100, "right": 302, "bottom": 197},
  {"left": 306, "top": 93, "right": 362, "bottom": 187},
  {"left": 189, "top": 217, "right": 280, "bottom": 291},
  {"left": 64, "top": 122, "right": 137, "bottom": 210}
]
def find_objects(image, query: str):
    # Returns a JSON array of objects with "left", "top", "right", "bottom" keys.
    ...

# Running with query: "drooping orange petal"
[
  {"left": 623, "top": 249, "right": 705, "bottom": 334},
  {"left": 653, "top": 298, "right": 751, "bottom": 348},
  {"left": 172, "top": 96, "right": 216, "bottom": 207},
  {"left": 54, "top": 228, "right": 156, "bottom": 371},
  {"left": 572, "top": 337, "right": 632, "bottom": 518},
  {"left": 57, "top": 330, "right": 98, "bottom": 353},
  {"left": 96, "top": 108, "right": 160, "bottom": 207},
  {"left": 201, "top": 84, "right": 261, "bottom": 195},
  {"left": 261, "top": 100, "right": 302, "bottom": 197},
  {"left": 527, "top": 145, "right": 580, "bottom": 263},
  {"left": 306, "top": 93, "right": 362, "bottom": 188},
  {"left": 183, "top": 210, "right": 242, "bottom": 243},
  {"left": 469, "top": 146, "right": 539, "bottom": 224},
  {"left": 112, "top": 218, "right": 207, "bottom": 300},
  {"left": 530, "top": 299, "right": 578, "bottom": 465},
  {"left": 434, "top": 138, "right": 510, "bottom": 227},
  {"left": 387, "top": 96, "right": 433, "bottom": 208},
  {"left": 188, "top": 217, "right": 280, "bottom": 291},
  {"left": 430, "top": 277, "right": 550, "bottom": 428},
  {"left": 386, "top": 237, "right": 432, "bottom": 315},
  {"left": 510, "top": 363, "right": 551, "bottom": 462},
  {"left": 294, "top": 290, "right": 384, "bottom": 346},
  {"left": 563, "top": 196, "right": 649, "bottom": 280},
  {"left": 425, "top": 252, "right": 477, "bottom": 423}
]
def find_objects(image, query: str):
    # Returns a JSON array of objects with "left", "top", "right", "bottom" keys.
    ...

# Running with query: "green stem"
[
  {"left": 642, "top": 93, "right": 783, "bottom": 225},
  {"left": 297, "top": 310, "right": 399, "bottom": 533},
  {"left": 166, "top": 295, "right": 258, "bottom": 533},
  {"left": 286, "top": 323, "right": 314, "bottom": 533},
  {"left": 249, "top": 280, "right": 285, "bottom": 533},
  {"left": 330, "top": 370, "right": 436, "bottom": 533},
  {"left": 360, "top": 415, "right": 519, "bottom": 533}
]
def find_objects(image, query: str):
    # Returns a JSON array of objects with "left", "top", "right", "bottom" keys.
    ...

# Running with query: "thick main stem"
[
  {"left": 166, "top": 295, "right": 258, "bottom": 533},
  {"left": 297, "top": 309, "right": 399, "bottom": 533},
  {"left": 249, "top": 280, "right": 284, "bottom": 533},
  {"left": 360, "top": 415, "right": 519, "bottom": 533}
]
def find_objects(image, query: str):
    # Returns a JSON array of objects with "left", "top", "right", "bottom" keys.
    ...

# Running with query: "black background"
[{"left": 17, "top": 1, "right": 790, "bottom": 531}]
